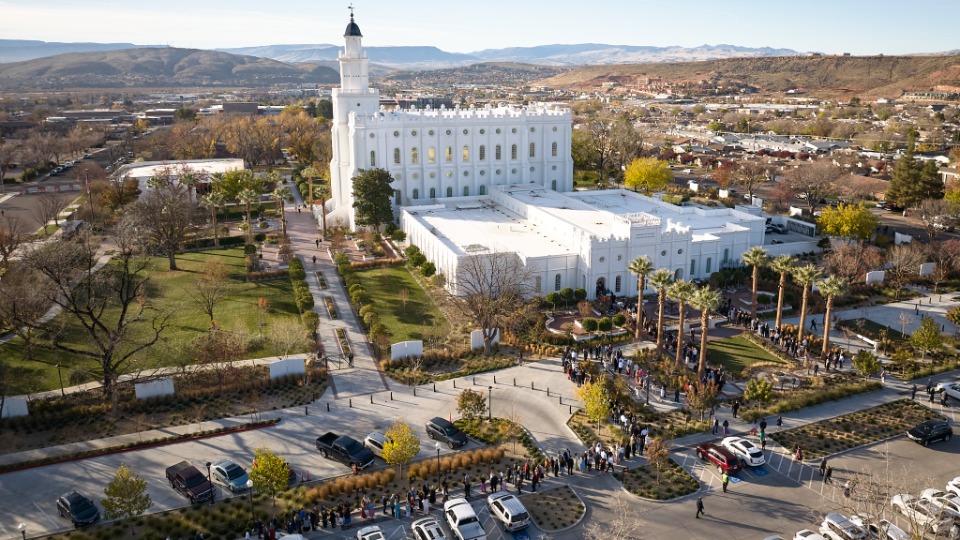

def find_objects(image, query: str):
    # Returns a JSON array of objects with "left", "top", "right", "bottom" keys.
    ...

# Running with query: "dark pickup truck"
[
  {"left": 315, "top": 432, "right": 376, "bottom": 470},
  {"left": 165, "top": 461, "right": 214, "bottom": 503}
]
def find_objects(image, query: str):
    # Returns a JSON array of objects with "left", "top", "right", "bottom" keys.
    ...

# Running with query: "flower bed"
[
  {"left": 335, "top": 328, "right": 351, "bottom": 355},
  {"left": 522, "top": 485, "right": 584, "bottom": 531},
  {"left": 315, "top": 271, "right": 328, "bottom": 290},
  {"left": 741, "top": 378, "right": 883, "bottom": 422},
  {"left": 614, "top": 458, "right": 699, "bottom": 500},
  {"left": 324, "top": 296, "right": 338, "bottom": 319},
  {"left": 769, "top": 399, "right": 945, "bottom": 460}
]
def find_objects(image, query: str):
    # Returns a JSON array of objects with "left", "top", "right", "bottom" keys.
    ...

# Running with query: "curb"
[{"left": 0, "top": 418, "right": 280, "bottom": 475}]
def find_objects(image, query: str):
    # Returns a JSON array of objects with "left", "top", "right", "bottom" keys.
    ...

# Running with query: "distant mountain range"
[
  {"left": 0, "top": 48, "right": 339, "bottom": 89},
  {"left": 1, "top": 38, "right": 803, "bottom": 68}
]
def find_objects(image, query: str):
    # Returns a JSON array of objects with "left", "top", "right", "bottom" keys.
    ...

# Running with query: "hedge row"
[{"left": 289, "top": 258, "right": 314, "bottom": 312}]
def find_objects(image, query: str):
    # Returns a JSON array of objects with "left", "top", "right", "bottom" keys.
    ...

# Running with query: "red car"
[{"left": 696, "top": 442, "right": 743, "bottom": 474}]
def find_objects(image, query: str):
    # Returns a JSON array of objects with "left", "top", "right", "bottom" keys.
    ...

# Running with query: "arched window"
[
  {"left": 462, "top": 145, "right": 469, "bottom": 162},
  {"left": 479, "top": 145, "right": 486, "bottom": 160},
  {"left": 463, "top": 186, "right": 470, "bottom": 196},
  {"left": 535, "top": 276, "right": 542, "bottom": 293},
  {"left": 429, "top": 187, "right": 436, "bottom": 199},
  {"left": 446, "top": 187, "right": 453, "bottom": 198},
  {"left": 479, "top": 185, "right": 486, "bottom": 195},
  {"left": 394, "top": 190, "right": 401, "bottom": 205},
  {"left": 690, "top": 259, "right": 696, "bottom": 277},
  {"left": 529, "top": 143, "right": 535, "bottom": 158},
  {"left": 411, "top": 147, "right": 419, "bottom": 164},
  {"left": 393, "top": 148, "right": 401, "bottom": 165},
  {"left": 495, "top": 145, "right": 502, "bottom": 160},
  {"left": 551, "top": 180, "right": 557, "bottom": 190},
  {"left": 412, "top": 188, "right": 419, "bottom": 200},
  {"left": 511, "top": 144, "right": 518, "bottom": 160},
  {"left": 370, "top": 150, "right": 376, "bottom": 167},
  {"left": 445, "top": 146, "right": 453, "bottom": 162},
  {"left": 723, "top": 248, "right": 730, "bottom": 264},
  {"left": 554, "top": 274, "right": 562, "bottom": 291},
  {"left": 551, "top": 142, "right": 558, "bottom": 157},
  {"left": 615, "top": 275, "right": 622, "bottom": 293},
  {"left": 428, "top": 147, "right": 436, "bottom": 164},
  {"left": 706, "top": 257, "right": 712, "bottom": 274}
]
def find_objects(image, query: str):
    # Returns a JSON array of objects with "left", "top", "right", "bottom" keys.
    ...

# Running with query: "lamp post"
[
  {"left": 205, "top": 462, "right": 214, "bottom": 505},
  {"left": 487, "top": 386, "right": 493, "bottom": 422},
  {"left": 56, "top": 362, "right": 65, "bottom": 397},
  {"left": 18, "top": 523, "right": 26, "bottom": 540},
  {"left": 246, "top": 479, "right": 254, "bottom": 524},
  {"left": 645, "top": 375, "right": 650, "bottom": 405},
  {"left": 435, "top": 442, "right": 441, "bottom": 484}
]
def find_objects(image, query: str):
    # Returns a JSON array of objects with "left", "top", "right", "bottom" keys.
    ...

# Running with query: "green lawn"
[
  {"left": 348, "top": 265, "right": 449, "bottom": 341},
  {"left": 0, "top": 247, "right": 302, "bottom": 394},
  {"left": 706, "top": 334, "right": 784, "bottom": 376},
  {"left": 837, "top": 318, "right": 908, "bottom": 342}
]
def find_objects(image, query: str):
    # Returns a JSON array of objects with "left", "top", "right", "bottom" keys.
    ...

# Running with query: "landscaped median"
[
  {"left": 769, "top": 399, "right": 945, "bottom": 460},
  {"left": 0, "top": 418, "right": 281, "bottom": 474},
  {"left": 522, "top": 485, "right": 585, "bottom": 531},
  {"left": 614, "top": 458, "right": 700, "bottom": 500}
]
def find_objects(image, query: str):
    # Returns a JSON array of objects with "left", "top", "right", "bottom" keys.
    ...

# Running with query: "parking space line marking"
[
  {"left": 775, "top": 452, "right": 785, "bottom": 470},
  {"left": 387, "top": 524, "right": 407, "bottom": 539},
  {"left": 33, "top": 501, "right": 59, "bottom": 529}
]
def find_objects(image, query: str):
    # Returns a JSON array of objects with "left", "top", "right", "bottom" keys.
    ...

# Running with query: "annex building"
[{"left": 325, "top": 10, "right": 777, "bottom": 300}]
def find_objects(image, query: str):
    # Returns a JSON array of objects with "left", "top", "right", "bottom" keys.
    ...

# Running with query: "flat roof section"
[{"left": 407, "top": 202, "right": 575, "bottom": 259}]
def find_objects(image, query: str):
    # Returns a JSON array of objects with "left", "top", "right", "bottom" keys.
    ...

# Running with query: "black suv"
[
  {"left": 56, "top": 491, "right": 101, "bottom": 527},
  {"left": 426, "top": 417, "right": 468, "bottom": 449},
  {"left": 907, "top": 419, "right": 953, "bottom": 446}
]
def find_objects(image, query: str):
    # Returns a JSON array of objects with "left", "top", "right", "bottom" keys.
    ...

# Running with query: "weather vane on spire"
[{"left": 348, "top": 3, "right": 355, "bottom": 19}]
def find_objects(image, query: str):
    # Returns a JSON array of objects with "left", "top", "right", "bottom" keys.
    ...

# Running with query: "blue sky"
[{"left": 1, "top": 0, "right": 957, "bottom": 55}]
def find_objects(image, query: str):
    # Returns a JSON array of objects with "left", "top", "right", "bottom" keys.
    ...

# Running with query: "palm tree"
[
  {"left": 769, "top": 255, "right": 797, "bottom": 329},
  {"left": 793, "top": 264, "right": 822, "bottom": 343},
  {"left": 627, "top": 255, "right": 654, "bottom": 339},
  {"left": 200, "top": 192, "right": 225, "bottom": 248},
  {"left": 667, "top": 279, "right": 695, "bottom": 369},
  {"left": 178, "top": 168, "right": 200, "bottom": 201},
  {"left": 816, "top": 276, "right": 848, "bottom": 360},
  {"left": 301, "top": 166, "right": 327, "bottom": 238},
  {"left": 741, "top": 246, "right": 771, "bottom": 319},
  {"left": 237, "top": 188, "right": 259, "bottom": 243},
  {"left": 649, "top": 269, "right": 672, "bottom": 350},
  {"left": 691, "top": 285, "right": 723, "bottom": 377},
  {"left": 272, "top": 185, "right": 292, "bottom": 236}
]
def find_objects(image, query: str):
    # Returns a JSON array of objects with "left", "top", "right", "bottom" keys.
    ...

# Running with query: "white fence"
[
  {"left": 470, "top": 329, "right": 499, "bottom": 351},
  {"left": 391, "top": 340, "right": 424, "bottom": 361},
  {"left": 269, "top": 357, "right": 305, "bottom": 379},
  {"left": 0, "top": 396, "right": 29, "bottom": 418},
  {"left": 134, "top": 378, "right": 175, "bottom": 400}
]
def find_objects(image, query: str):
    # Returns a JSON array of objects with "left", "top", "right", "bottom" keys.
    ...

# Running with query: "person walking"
[
  {"left": 732, "top": 400, "right": 740, "bottom": 418},
  {"left": 824, "top": 466, "right": 833, "bottom": 484},
  {"left": 696, "top": 497, "right": 705, "bottom": 518},
  {"left": 794, "top": 445, "right": 803, "bottom": 462},
  {"left": 722, "top": 419, "right": 729, "bottom": 434},
  {"left": 721, "top": 472, "right": 729, "bottom": 493},
  {"left": 819, "top": 458, "right": 827, "bottom": 477},
  {"left": 776, "top": 415, "right": 783, "bottom": 430},
  {"left": 912, "top": 385, "right": 918, "bottom": 400},
  {"left": 712, "top": 416, "right": 719, "bottom": 435},
  {"left": 811, "top": 319, "right": 817, "bottom": 331},
  {"left": 759, "top": 431, "right": 767, "bottom": 451}
]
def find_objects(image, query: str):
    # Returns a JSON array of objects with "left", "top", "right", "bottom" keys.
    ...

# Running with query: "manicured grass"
[
  {"left": 706, "top": 334, "right": 785, "bottom": 376},
  {"left": 0, "top": 247, "right": 302, "bottom": 394},
  {"left": 348, "top": 264, "right": 449, "bottom": 341}
]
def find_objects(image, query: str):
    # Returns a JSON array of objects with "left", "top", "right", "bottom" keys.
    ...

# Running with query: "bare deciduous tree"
[
  {"left": 786, "top": 160, "right": 841, "bottom": 214},
  {"left": 823, "top": 238, "right": 883, "bottom": 282},
  {"left": 190, "top": 260, "right": 231, "bottom": 324},
  {"left": 734, "top": 161, "right": 771, "bottom": 199},
  {"left": 886, "top": 243, "right": 926, "bottom": 299},
  {"left": 192, "top": 329, "right": 247, "bottom": 396},
  {"left": 129, "top": 171, "right": 198, "bottom": 270},
  {"left": 583, "top": 493, "right": 644, "bottom": 540},
  {"left": 917, "top": 198, "right": 959, "bottom": 242},
  {"left": 269, "top": 318, "right": 311, "bottom": 360},
  {"left": 449, "top": 251, "right": 534, "bottom": 355},
  {"left": 35, "top": 192, "right": 71, "bottom": 233},
  {"left": 0, "top": 216, "right": 28, "bottom": 268}
]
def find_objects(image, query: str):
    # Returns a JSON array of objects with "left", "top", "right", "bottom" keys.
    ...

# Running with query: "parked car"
[
  {"left": 947, "top": 476, "right": 960, "bottom": 498},
  {"left": 847, "top": 514, "right": 909, "bottom": 540},
  {"left": 794, "top": 530, "right": 828, "bottom": 540},
  {"left": 771, "top": 223, "right": 788, "bottom": 234},
  {"left": 364, "top": 431, "right": 391, "bottom": 458},
  {"left": 935, "top": 382, "right": 960, "bottom": 401},
  {"left": 315, "top": 432, "right": 376, "bottom": 470},
  {"left": 695, "top": 442, "right": 743, "bottom": 474},
  {"left": 920, "top": 488, "right": 960, "bottom": 519},
  {"left": 891, "top": 494, "right": 956, "bottom": 535},
  {"left": 165, "top": 461, "right": 214, "bottom": 503},
  {"left": 819, "top": 512, "right": 866, "bottom": 540},
  {"left": 876, "top": 201, "right": 891, "bottom": 210},
  {"left": 443, "top": 498, "right": 485, "bottom": 540},
  {"left": 906, "top": 419, "right": 953, "bottom": 446},
  {"left": 721, "top": 437, "right": 766, "bottom": 467},
  {"left": 487, "top": 491, "right": 531, "bottom": 531},
  {"left": 56, "top": 490, "right": 101, "bottom": 527},
  {"left": 211, "top": 460, "right": 249, "bottom": 493},
  {"left": 426, "top": 417, "right": 468, "bottom": 449},
  {"left": 356, "top": 525, "right": 385, "bottom": 540},
  {"left": 411, "top": 516, "right": 447, "bottom": 540}
]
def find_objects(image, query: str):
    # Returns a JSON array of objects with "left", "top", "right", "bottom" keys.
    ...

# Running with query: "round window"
[
  {"left": 530, "top": 167, "right": 535, "bottom": 172},
  {"left": 530, "top": 127, "right": 535, "bottom": 132},
  {"left": 412, "top": 173, "right": 419, "bottom": 179},
  {"left": 496, "top": 128, "right": 501, "bottom": 134},
  {"left": 429, "top": 172, "right": 436, "bottom": 178},
  {"left": 429, "top": 129, "right": 435, "bottom": 136},
  {"left": 480, "top": 170, "right": 486, "bottom": 176},
  {"left": 411, "top": 130, "right": 417, "bottom": 136},
  {"left": 552, "top": 165, "right": 557, "bottom": 170},
  {"left": 463, "top": 171, "right": 469, "bottom": 177},
  {"left": 552, "top": 126, "right": 558, "bottom": 132},
  {"left": 445, "top": 171, "right": 452, "bottom": 177},
  {"left": 393, "top": 131, "right": 400, "bottom": 137},
  {"left": 661, "top": 250, "right": 667, "bottom": 256},
  {"left": 463, "top": 129, "right": 468, "bottom": 135},
  {"left": 496, "top": 169, "right": 501, "bottom": 175},
  {"left": 511, "top": 128, "right": 517, "bottom": 134},
  {"left": 678, "top": 249, "right": 684, "bottom": 254},
  {"left": 369, "top": 133, "right": 375, "bottom": 138},
  {"left": 511, "top": 168, "right": 517, "bottom": 174},
  {"left": 446, "top": 129, "right": 452, "bottom": 135},
  {"left": 617, "top": 255, "right": 622, "bottom": 261},
  {"left": 479, "top": 129, "right": 485, "bottom": 135},
  {"left": 599, "top": 257, "right": 605, "bottom": 263}
]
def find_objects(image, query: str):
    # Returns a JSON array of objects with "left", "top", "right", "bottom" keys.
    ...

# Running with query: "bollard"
[
  {"left": 349, "top": 398, "right": 352, "bottom": 408},
  {"left": 433, "top": 383, "right": 437, "bottom": 392},
  {"left": 473, "top": 377, "right": 476, "bottom": 386},
  {"left": 559, "top": 396, "right": 563, "bottom": 405},
  {"left": 305, "top": 406, "right": 309, "bottom": 416},
  {"left": 326, "top": 402, "right": 330, "bottom": 412},
  {"left": 494, "top": 376, "right": 497, "bottom": 384},
  {"left": 370, "top": 395, "right": 373, "bottom": 404},
  {"left": 513, "top": 378, "right": 516, "bottom": 386},
  {"left": 414, "top": 387, "right": 417, "bottom": 396},
  {"left": 531, "top": 381, "right": 535, "bottom": 391},
  {"left": 391, "top": 392, "right": 394, "bottom": 401},
  {"left": 454, "top": 380, "right": 457, "bottom": 389},
  {"left": 569, "top": 405, "right": 572, "bottom": 414},
  {"left": 547, "top": 388, "right": 550, "bottom": 397}
]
